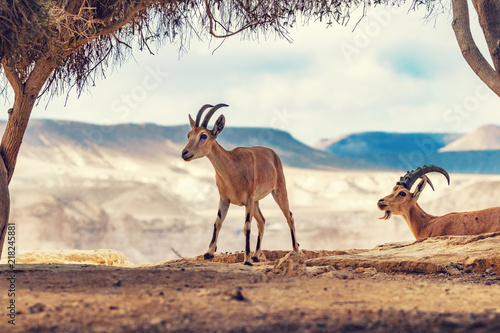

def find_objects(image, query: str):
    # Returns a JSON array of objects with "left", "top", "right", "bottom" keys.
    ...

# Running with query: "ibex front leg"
[{"left": 204, "top": 198, "right": 229, "bottom": 260}]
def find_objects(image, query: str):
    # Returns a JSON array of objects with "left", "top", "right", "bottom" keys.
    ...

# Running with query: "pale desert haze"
[{"left": 6, "top": 119, "right": 500, "bottom": 264}]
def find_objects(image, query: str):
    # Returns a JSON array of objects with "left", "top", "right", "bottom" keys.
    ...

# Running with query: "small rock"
[
  {"left": 445, "top": 262, "right": 462, "bottom": 276},
  {"left": 29, "top": 303, "right": 46, "bottom": 314},
  {"left": 308, "top": 266, "right": 335, "bottom": 276},
  {"left": 270, "top": 251, "right": 308, "bottom": 277},
  {"left": 354, "top": 267, "right": 378, "bottom": 276},
  {"left": 231, "top": 287, "right": 247, "bottom": 301}
]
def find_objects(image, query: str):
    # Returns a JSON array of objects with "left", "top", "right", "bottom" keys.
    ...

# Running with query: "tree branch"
[
  {"left": 205, "top": 0, "right": 275, "bottom": 38},
  {"left": 60, "top": 1, "right": 155, "bottom": 57},
  {"left": 94, "top": 1, "right": 155, "bottom": 38},
  {"left": 0, "top": 59, "right": 23, "bottom": 96},
  {"left": 452, "top": 0, "right": 500, "bottom": 97}
]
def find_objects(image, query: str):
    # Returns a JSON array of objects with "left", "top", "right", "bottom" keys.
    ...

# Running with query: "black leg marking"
[
  {"left": 252, "top": 235, "right": 261, "bottom": 263},
  {"left": 245, "top": 230, "right": 251, "bottom": 254},
  {"left": 204, "top": 253, "right": 214, "bottom": 260},
  {"left": 291, "top": 229, "right": 297, "bottom": 248},
  {"left": 246, "top": 213, "right": 250, "bottom": 222},
  {"left": 209, "top": 224, "right": 217, "bottom": 245},
  {"left": 217, "top": 210, "right": 222, "bottom": 219}
]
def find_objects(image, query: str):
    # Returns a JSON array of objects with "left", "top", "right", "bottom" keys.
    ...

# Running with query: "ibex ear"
[
  {"left": 211, "top": 115, "right": 225, "bottom": 138},
  {"left": 412, "top": 178, "right": 427, "bottom": 201},
  {"left": 189, "top": 114, "right": 196, "bottom": 128}
]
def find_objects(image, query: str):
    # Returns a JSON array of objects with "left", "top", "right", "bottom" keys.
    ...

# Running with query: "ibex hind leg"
[
  {"left": 243, "top": 201, "right": 255, "bottom": 266},
  {"left": 252, "top": 201, "right": 265, "bottom": 262},
  {"left": 272, "top": 188, "right": 299, "bottom": 252},
  {"left": 204, "top": 199, "right": 229, "bottom": 260}
]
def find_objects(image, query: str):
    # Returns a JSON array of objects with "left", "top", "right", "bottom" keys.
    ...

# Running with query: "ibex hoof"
[
  {"left": 251, "top": 256, "right": 260, "bottom": 263},
  {"left": 244, "top": 261, "right": 253, "bottom": 266},
  {"left": 203, "top": 253, "right": 214, "bottom": 260}
]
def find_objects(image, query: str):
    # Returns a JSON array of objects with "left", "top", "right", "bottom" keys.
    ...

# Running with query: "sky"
[{"left": 2, "top": 2, "right": 500, "bottom": 146}]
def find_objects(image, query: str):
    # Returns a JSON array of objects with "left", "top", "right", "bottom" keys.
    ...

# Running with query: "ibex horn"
[
  {"left": 201, "top": 104, "right": 229, "bottom": 128},
  {"left": 194, "top": 104, "right": 214, "bottom": 127},
  {"left": 396, "top": 165, "right": 450, "bottom": 191}
]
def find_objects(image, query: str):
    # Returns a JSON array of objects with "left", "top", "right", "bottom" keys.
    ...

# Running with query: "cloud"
[{"left": 3, "top": 4, "right": 496, "bottom": 146}]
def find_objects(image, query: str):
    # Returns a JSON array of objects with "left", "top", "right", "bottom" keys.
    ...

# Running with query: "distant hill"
[
  {"left": 440, "top": 125, "right": 500, "bottom": 152},
  {"left": 316, "top": 132, "right": 461, "bottom": 156},
  {"left": 316, "top": 129, "right": 500, "bottom": 174},
  {"left": 5, "top": 119, "right": 500, "bottom": 174},
  {"left": 13, "top": 119, "right": 378, "bottom": 171}
]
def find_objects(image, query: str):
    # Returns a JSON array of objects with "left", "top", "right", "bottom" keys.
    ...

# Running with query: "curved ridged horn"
[
  {"left": 201, "top": 103, "right": 229, "bottom": 128},
  {"left": 396, "top": 164, "right": 450, "bottom": 191},
  {"left": 195, "top": 104, "right": 214, "bottom": 127}
]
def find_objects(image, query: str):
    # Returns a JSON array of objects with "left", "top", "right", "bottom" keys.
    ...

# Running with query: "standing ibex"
[
  {"left": 181, "top": 104, "right": 299, "bottom": 265},
  {"left": 377, "top": 165, "right": 500, "bottom": 239}
]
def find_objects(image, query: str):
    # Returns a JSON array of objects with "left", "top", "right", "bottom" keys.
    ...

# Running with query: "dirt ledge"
[{"left": 1, "top": 233, "right": 500, "bottom": 332}]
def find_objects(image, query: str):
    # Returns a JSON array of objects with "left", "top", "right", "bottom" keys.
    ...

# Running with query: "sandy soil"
[{"left": 1, "top": 250, "right": 500, "bottom": 333}]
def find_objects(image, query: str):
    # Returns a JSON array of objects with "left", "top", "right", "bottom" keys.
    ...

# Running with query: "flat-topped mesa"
[
  {"left": 377, "top": 164, "right": 500, "bottom": 239},
  {"left": 181, "top": 104, "right": 299, "bottom": 266}
]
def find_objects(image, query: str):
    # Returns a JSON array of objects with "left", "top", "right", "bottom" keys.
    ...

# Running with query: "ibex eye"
[
  {"left": 200, "top": 134, "right": 208, "bottom": 140},
  {"left": 398, "top": 191, "right": 407, "bottom": 197}
]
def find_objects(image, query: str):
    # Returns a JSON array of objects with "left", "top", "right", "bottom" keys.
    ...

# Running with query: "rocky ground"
[{"left": 1, "top": 233, "right": 500, "bottom": 332}]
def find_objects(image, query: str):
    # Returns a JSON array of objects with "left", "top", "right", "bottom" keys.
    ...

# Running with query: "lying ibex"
[
  {"left": 377, "top": 165, "right": 500, "bottom": 239},
  {"left": 182, "top": 104, "right": 299, "bottom": 265}
]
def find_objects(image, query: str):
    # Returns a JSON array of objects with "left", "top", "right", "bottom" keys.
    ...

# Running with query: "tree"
[{"left": 0, "top": 0, "right": 499, "bottom": 258}]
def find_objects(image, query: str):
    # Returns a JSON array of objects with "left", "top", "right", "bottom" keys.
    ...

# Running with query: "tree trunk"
[
  {"left": 452, "top": 0, "right": 500, "bottom": 97},
  {"left": 0, "top": 158, "right": 9, "bottom": 258},
  {"left": 0, "top": 59, "right": 56, "bottom": 258},
  {"left": 472, "top": 0, "right": 500, "bottom": 73}
]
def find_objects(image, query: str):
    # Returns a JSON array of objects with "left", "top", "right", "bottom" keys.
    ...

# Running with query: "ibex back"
[{"left": 182, "top": 104, "right": 299, "bottom": 265}]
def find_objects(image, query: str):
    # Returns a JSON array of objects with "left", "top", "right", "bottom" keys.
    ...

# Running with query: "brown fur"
[
  {"left": 182, "top": 123, "right": 299, "bottom": 265},
  {"left": 378, "top": 182, "right": 500, "bottom": 240}
]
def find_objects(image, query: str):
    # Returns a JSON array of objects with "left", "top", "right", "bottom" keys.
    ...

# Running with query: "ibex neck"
[
  {"left": 206, "top": 141, "right": 231, "bottom": 173},
  {"left": 402, "top": 203, "right": 435, "bottom": 239}
]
